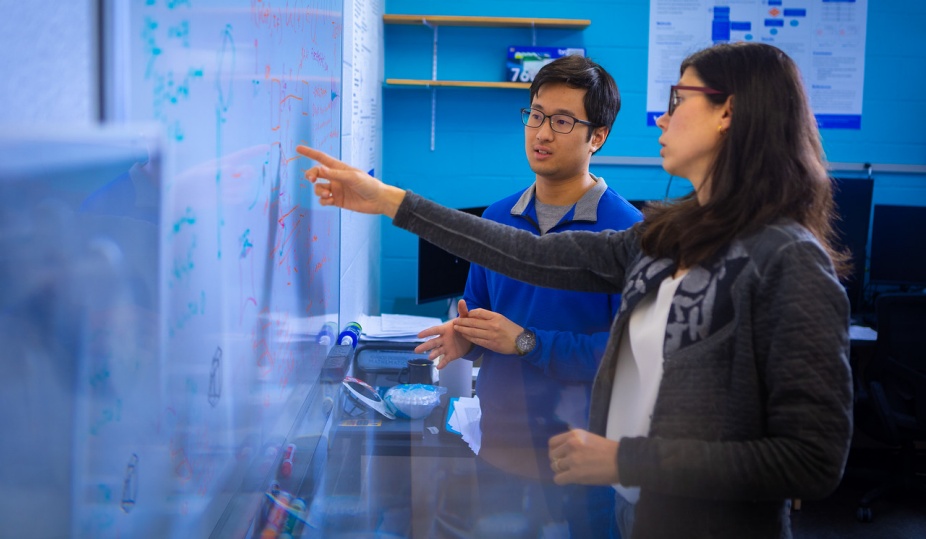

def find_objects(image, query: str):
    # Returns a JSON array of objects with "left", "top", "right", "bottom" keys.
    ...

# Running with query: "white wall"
[
  {"left": 340, "top": 0, "right": 383, "bottom": 324},
  {"left": 0, "top": 1, "right": 96, "bottom": 125}
]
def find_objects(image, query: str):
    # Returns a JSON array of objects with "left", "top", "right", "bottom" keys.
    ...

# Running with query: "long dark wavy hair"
[{"left": 640, "top": 42, "right": 848, "bottom": 276}]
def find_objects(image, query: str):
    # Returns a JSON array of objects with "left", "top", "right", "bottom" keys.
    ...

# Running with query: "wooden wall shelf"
[
  {"left": 384, "top": 14, "right": 590, "bottom": 148},
  {"left": 383, "top": 15, "right": 590, "bottom": 29},
  {"left": 385, "top": 79, "right": 530, "bottom": 89}
]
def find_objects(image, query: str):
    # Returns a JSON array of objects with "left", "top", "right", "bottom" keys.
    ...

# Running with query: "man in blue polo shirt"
[{"left": 417, "top": 55, "right": 641, "bottom": 538}]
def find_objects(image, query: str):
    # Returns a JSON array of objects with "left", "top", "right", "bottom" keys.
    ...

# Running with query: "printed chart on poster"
[{"left": 646, "top": 0, "right": 868, "bottom": 128}]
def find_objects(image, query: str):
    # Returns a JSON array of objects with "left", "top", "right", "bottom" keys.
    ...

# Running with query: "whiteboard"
[
  {"left": 0, "top": 126, "right": 163, "bottom": 539},
  {"left": 99, "top": 0, "right": 342, "bottom": 536}
]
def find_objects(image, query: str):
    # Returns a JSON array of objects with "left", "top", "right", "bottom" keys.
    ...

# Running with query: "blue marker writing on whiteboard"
[{"left": 337, "top": 322, "right": 362, "bottom": 348}]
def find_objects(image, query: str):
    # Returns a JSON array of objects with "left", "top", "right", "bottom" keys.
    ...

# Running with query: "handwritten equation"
[{"left": 75, "top": 0, "right": 344, "bottom": 536}]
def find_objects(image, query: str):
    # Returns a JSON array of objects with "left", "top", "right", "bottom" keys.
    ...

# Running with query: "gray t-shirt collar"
[{"left": 510, "top": 174, "right": 609, "bottom": 222}]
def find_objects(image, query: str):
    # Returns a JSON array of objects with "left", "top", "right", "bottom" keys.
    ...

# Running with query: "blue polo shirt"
[{"left": 463, "top": 176, "right": 642, "bottom": 476}]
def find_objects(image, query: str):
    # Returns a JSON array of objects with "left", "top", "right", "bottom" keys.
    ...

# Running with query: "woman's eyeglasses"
[{"left": 667, "top": 85, "right": 726, "bottom": 116}]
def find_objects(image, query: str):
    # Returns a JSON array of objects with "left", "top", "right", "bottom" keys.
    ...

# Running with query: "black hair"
[{"left": 529, "top": 55, "right": 620, "bottom": 147}]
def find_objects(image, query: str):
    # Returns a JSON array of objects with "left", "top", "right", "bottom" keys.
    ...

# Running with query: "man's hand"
[
  {"left": 451, "top": 307, "right": 524, "bottom": 356},
  {"left": 415, "top": 299, "right": 474, "bottom": 369}
]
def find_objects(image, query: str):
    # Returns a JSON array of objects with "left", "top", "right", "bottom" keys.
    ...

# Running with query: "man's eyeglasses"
[
  {"left": 521, "top": 108, "right": 596, "bottom": 134},
  {"left": 667, "top": 85, "right": 726, "bottom": 116}
]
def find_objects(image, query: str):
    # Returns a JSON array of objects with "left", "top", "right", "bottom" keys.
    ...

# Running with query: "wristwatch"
[{"left": 515, "top": 329, "right": 537, "bottom": 356}]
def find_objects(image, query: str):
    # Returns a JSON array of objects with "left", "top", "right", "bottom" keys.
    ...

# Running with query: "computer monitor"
[
  {"left": 869, "top": 204, "right": 926, "bottom": 288},
  {"left": 831, "top": 178, "right": 874, "bottom": 313},
  {"left": 633, "top": 182, "right": 875, "bottom": 313},
  {"left": 416, "top": 206, "right": 487, "bottom": 304},
  {"left": 627, "top": 199, "right": 651, "bottom": 211}
]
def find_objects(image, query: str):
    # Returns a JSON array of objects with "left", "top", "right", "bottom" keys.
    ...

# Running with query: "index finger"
[
  {"left": 452, "top": 316, "right": 490, "bottom": 330},
  {"left": 417, "top": 324, "right": 444, "bottom": 340},
  {"left": 296, "top": 145, "right": 349, "bottom": 170},
  {"left": 462, "top": 308, "right": 494, "bottom": 320}
]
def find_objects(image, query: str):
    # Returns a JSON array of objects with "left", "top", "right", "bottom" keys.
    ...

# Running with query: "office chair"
[{"left": 853, "top": 293, "right": 926, "bottom": 523}]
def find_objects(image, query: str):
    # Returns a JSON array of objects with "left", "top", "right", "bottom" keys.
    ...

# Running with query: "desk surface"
[
  {"left": 331, "top": 392, "right": 474, "bottom": 458},
  {"left": 325, "top": 341, "right": 473, "bottom": 458}
]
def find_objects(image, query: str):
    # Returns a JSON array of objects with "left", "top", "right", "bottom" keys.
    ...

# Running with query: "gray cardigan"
[{"left": 394, "top": 192, "right": 853, "bottom": 538}]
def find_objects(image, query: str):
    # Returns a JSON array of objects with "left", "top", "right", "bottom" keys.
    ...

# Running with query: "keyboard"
[{"left": 356, "top": 348, "right": 428, "bottom": 372}]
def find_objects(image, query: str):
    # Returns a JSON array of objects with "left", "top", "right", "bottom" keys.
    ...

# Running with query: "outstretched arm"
[{"left": 300, "top": 146, "right": 633, "bottom": 295}]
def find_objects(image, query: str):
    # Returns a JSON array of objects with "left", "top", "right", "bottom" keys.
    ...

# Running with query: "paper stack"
[
  {"left": 358, "top": 313, "right": 443, "bottom": 342},
  {"left": 447, "top": 396, "right": 482, "bottom": 455}
]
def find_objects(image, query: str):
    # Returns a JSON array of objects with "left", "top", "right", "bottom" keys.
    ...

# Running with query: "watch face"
[{"left": 516, "top": 331, "right": 536, "bottom": 355}]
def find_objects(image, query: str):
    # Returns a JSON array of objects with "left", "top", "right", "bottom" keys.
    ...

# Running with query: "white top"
[{"left": 606, "top": 272, "right": 685, "bottom": 503}]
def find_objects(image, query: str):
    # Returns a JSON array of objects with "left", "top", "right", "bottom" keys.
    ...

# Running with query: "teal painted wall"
[{"left": 381, "top": 0, "right": 926, "bottom": 316}]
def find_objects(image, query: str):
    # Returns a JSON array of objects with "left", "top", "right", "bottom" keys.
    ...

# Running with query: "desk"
[
  {"left": 850, "top": 324, "right": 878, "bottom": 389},
  {"left": 329, "top": 392, "right": 475, "bottom": 458},
  {"left": 333, "top": 341, "right": 475, "bottom": 458},
  {"left": 308, "top": 343, "right": 477, "bottom": 537}
]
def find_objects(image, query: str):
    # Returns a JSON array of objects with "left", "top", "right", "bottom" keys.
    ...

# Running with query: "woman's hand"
[
  {"left": 297, "top": 145, "right": 406, "bottom": 218},
  {"left": 548, "top": 428, "right": 621, "bottom": 486}
]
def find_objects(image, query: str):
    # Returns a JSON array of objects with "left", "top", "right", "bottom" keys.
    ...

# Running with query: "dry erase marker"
[
  {"left": 266, "top": 490, "right": 294, "bottom": 533},
  {"left": 316, "top": 322, "right": 337, "bottom": 345},
  {"left": 282, "top": 498, "right": 307, "bottom": 536},
  {"left": 279, "top": 443, "right": 296, "bottom": 477},
  {"left": 337, "top": 321, "right": 362, "bottom": 348}
]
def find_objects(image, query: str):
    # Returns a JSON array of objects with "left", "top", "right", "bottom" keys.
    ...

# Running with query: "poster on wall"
[{"left": 647, "top": 0, "right": 868, "bottom": 129}]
